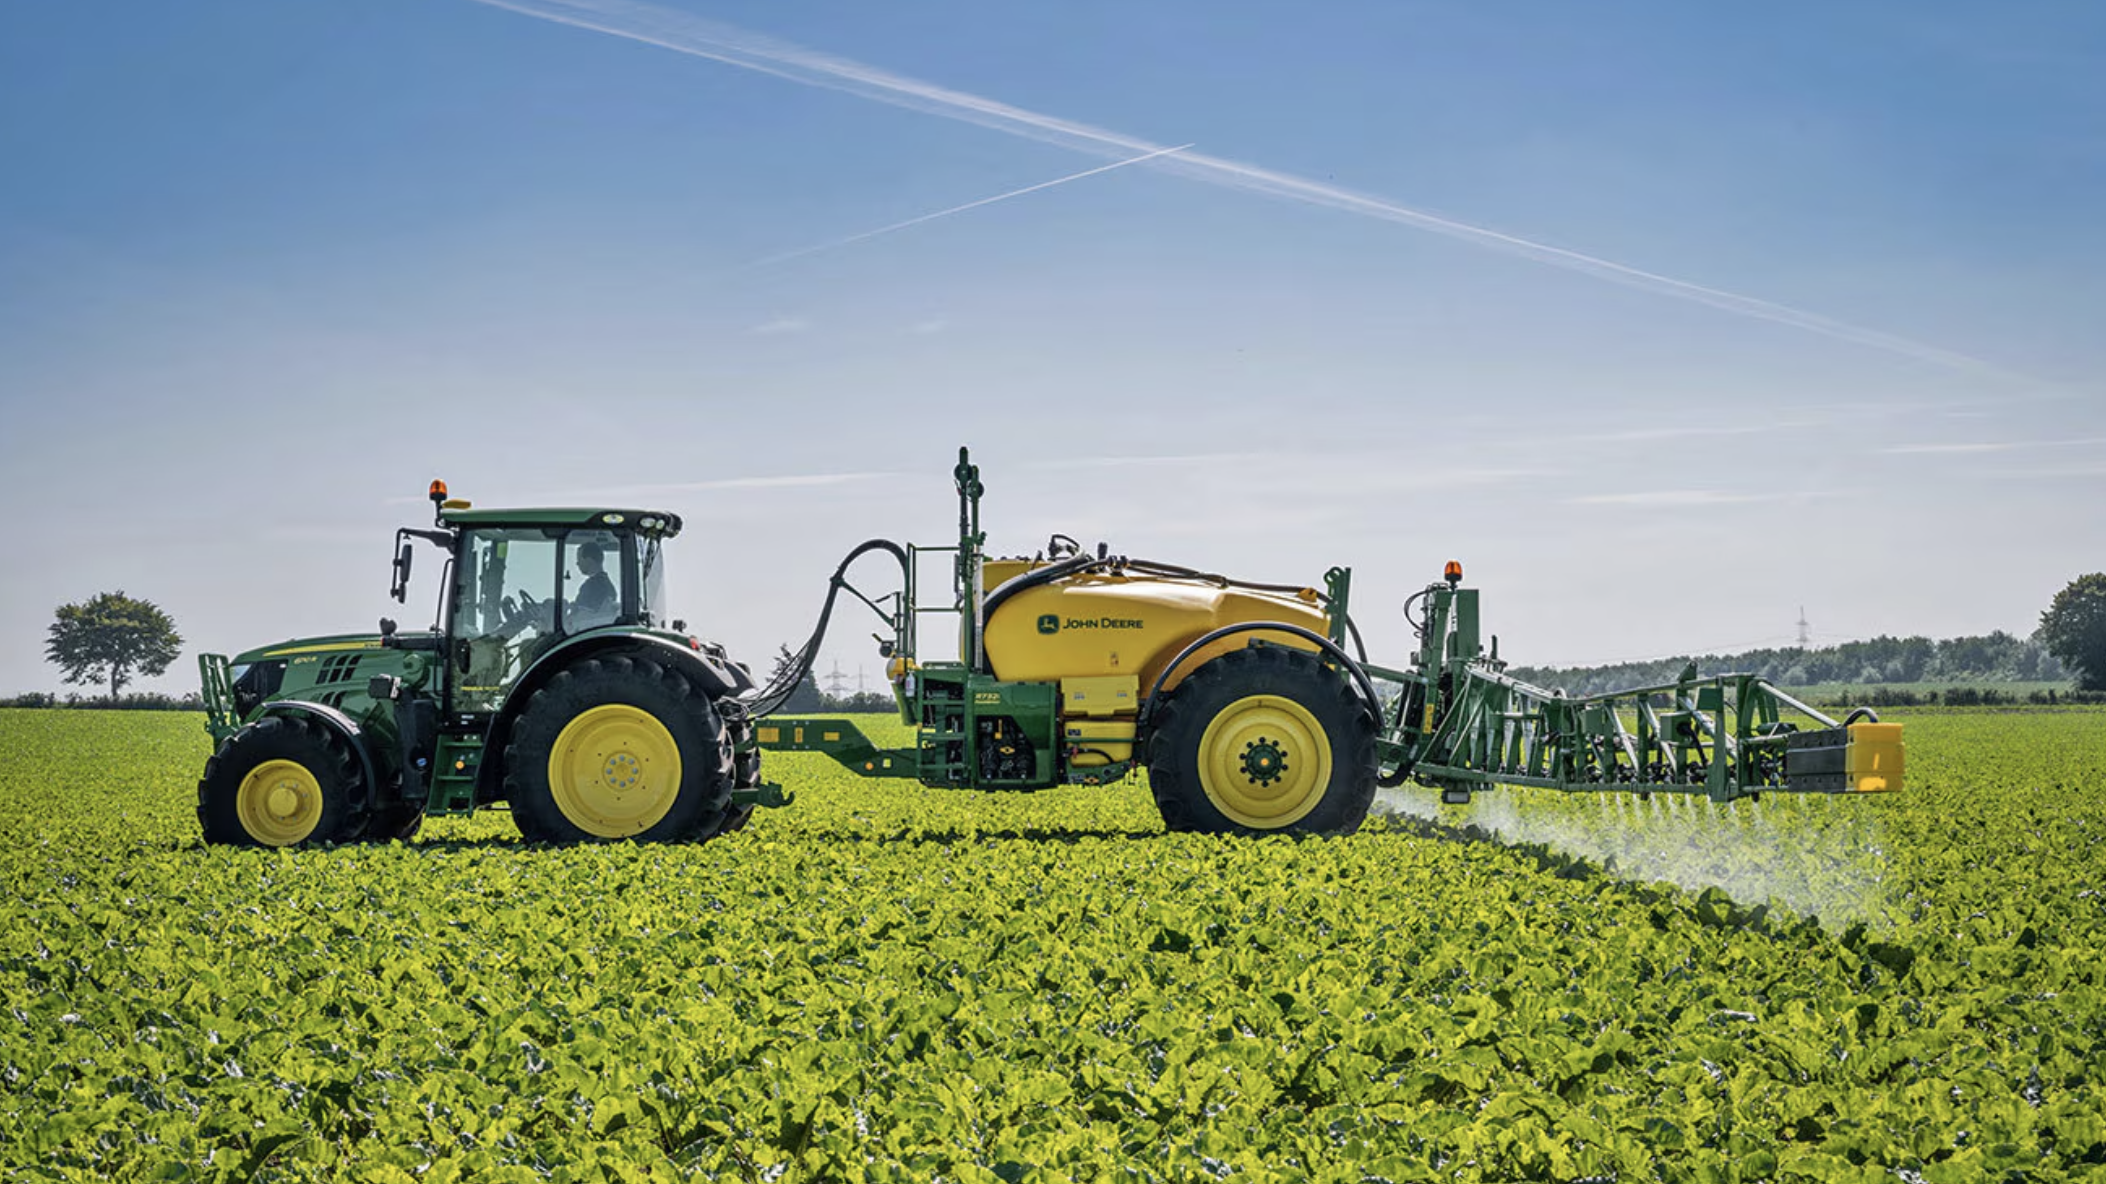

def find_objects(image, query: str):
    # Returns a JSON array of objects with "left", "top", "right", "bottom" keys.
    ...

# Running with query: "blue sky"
[{"left": 2, "top": 0, "right": 2102, "bottom": 696}]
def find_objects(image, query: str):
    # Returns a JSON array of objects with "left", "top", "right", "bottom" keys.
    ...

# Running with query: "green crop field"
[{"left": 3, "top": 708, "right": 2104, "bottom": 1182}]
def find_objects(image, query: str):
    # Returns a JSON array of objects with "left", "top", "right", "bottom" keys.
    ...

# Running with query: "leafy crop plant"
[{"left": 3, "top": 707, "right": 2103, "bottom": 1181}]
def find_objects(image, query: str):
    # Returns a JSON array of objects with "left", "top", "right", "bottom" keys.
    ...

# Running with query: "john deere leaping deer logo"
[{"left": 1037, "top": 614, "right": 1060, "bottom": 635}]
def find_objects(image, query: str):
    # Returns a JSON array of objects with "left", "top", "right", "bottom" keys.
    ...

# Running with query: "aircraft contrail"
[
  {"left": 472, "top": 0, "right": 2022, "bottom": 380},
  {"left": 743, "top": 143, "right": 1195, "bottom": 270}
]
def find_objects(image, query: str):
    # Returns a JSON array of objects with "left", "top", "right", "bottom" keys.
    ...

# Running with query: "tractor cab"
[{"left": 428, "top": 504, "right": 683, "bottom": 712}]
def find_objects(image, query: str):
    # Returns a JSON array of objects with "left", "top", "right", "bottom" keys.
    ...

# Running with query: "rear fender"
[
  {"left": 477, "top": 632, "right": 749, "bottom": 801},
  {"left": 255, "top": 700, "right": 383, "bottom": 807}
]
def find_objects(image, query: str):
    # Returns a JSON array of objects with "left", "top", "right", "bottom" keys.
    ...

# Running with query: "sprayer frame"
[{"left": 754, "top": 447, "right": 1903, "bottom": 805}]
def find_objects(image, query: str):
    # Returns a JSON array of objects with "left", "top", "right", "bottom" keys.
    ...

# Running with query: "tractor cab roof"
[{"left": 438, "top": 506, "right": 684, "bottom": 538}]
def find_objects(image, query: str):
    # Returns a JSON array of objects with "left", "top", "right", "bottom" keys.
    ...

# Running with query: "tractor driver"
[{"left": 569, "top": 541, "right": 619, "bottom": 631}]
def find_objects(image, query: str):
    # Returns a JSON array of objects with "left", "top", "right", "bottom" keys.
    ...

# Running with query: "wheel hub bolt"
[
  {"left": 1241, "top": 738, "right": 1288, "bottom": 786},
  {"left": 604, "top": 753, "right": 642, "bottom": 790}
]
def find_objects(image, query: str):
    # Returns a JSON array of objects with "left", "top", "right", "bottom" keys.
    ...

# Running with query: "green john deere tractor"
[{"left": 196, "top": 481, "right": 777, "bottom": 847}]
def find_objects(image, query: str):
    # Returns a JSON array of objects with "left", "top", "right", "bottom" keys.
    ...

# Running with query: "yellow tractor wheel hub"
[
  {"left": 236, "top": 759, "right": 325, "bottom": 846},
  {"left": 547, "top": 704, "right": 683, "bottom": 838},
  {"left": 1197, "top": 694, "right": 1332, "bottom": 829}
]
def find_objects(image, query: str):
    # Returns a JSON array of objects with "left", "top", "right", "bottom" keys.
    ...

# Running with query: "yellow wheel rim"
[
  {"left": 236, "top": 759, "right": 325, "bottom": 846},
  {"left": 1197, "top": 694, "right": 1332, "bottom": 829},
  {"left": 547, "top": 704, "right": 684, "bottom": 838}
]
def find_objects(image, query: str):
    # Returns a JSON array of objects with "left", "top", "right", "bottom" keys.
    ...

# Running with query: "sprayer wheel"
[{"left": 1145, "top": 646, "right": 1376, "bottom": 836}]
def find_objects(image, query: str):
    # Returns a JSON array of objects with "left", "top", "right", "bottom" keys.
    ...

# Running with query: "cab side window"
[{"left": 562, "top": 531, "right": 624, "bottom": 632}]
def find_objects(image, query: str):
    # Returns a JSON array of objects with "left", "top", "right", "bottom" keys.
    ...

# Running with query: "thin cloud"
[
  {"left": 1023, "top": 452, "right": 1270, "bottom": 471},
  {"left": 746, "top": 316, "right": 809, "bottom": 336},
  {"left": 1975, "top": 464, "right": 2106, "bottom": 481},
  {"left": 1027, "top": 451, "right": 1555, "bottom": 483},
  {"left": 907, "top": 317, "right": 948, "bottom": 335},
  {"left": 1581, "top": 420, "right": 1825, "bottom": 444},
  {"left": 742, "top": 144, "right": 1193, "bottom": 270},
  {"left": 1568, "top": 489, "right": 1804, "bottom": 508},
  {"left": 1882, "top": 436, "right": 2106, "bottom": 455},
  {"left": 515, "top": 471, "right": 893, "bottom": 502},
  {"left": 1502, "top": 418, "right": 1828, "bottom": 450},
  {"left": 260, "top": 525, "right": 387, "bottom": 543},
  {"left": 380, "top": 472, "right": 893, "bottom": 504},
  {"left": 1881, "top": 442, "right": 2012, "bottom": 455},
  {"left": 472, "top": 0, "right": 2031, "bottom": 382}
]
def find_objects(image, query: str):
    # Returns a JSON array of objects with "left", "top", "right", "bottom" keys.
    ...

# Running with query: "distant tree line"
[
  {"left": 1508, "top": 631, "right": 2070, "bottom": 698},
  {"left": 0, "top": 691, "right": 205, "bottom": 711},
  {"left": 1794, "top": 685, "right": 2105, "bottom": 709}
]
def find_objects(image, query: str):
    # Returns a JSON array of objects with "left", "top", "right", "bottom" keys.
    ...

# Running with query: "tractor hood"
[{"left": 232, "top": 633, "right": 389, "bottom": 666}]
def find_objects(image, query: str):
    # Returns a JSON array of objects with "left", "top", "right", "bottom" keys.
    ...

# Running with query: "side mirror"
[{"left": 391, "top": 543, "right": 414, "bottom": 603}]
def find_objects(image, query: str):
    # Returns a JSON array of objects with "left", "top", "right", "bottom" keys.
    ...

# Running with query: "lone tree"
[
  {"left": 45, "top": 592, "right": 183, "bottom": 702},
  {"left": 2039, "top": 573, "right": 2106, "bottom": 692}
]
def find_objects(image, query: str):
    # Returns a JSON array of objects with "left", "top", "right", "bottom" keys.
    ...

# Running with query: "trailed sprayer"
[
  {"left": 754, "top": 449, "right": 1903, "bottom": 835},
  {"left": 196, "top": 451, "right": 1900, "bottom": 846}
]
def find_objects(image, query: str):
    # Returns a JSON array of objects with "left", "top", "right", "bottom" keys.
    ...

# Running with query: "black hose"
[
  {"left": 982, "top": 551, "right": 1370, "bottom": 669},
  {"left": 974, "top": 551, "right": 1103, "bottom": 672},
  {"left": 1842, "top": 707, "right": 1880, "bottom": 726},
  {"left": 1117, "top": 558, "right": 1324, "bottom": 599},
  {"left": 748, "top": 540, "right": 911, "bottom": 718},
  {"left": 1120, "top": 558, "right": 1370, "bottom": 661},
  {"left": 1402, "top": 586, "right": 1434, "bottom": 639}
]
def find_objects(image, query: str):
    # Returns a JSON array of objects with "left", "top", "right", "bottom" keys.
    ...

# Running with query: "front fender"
[{"left": 255, "top": 700, "right": 383, "bottom": 805}]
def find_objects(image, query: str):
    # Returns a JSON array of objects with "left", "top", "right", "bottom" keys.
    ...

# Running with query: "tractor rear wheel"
[
  {"left": 198, "top": 716, "right": 362, "bottom": 847},
  {"left": 504, "top": 656, "right": 734, "bottom": 843},
  {"left": 1145, "top": 646, "right": 1376, "bottom": 835},
  {"left": 713, "top": 716, "right": 763, "bottom": 837}
]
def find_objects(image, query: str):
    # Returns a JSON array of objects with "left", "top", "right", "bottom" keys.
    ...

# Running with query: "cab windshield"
[
  {"left": 452, "top": 529, "right": 561, "bottom": 709},
  {"left": 448, "top": 524, "right": 660, "bottom": 709}
]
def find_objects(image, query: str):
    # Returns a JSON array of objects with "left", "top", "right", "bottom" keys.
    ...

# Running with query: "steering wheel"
[{"left": 498, "top": 590, "right": 541, "bottom": 635}]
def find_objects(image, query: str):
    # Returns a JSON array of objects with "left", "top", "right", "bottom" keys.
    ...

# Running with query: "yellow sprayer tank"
[{"left": 980, "top": 570, "right": 1329, "bottom": 694}]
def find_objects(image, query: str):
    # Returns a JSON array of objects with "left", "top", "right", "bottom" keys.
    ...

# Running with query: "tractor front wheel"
[
  {"left": 198, "top": 716, "right": 362, "bottom": 847},
  {"left": 1145, "top": 646, "right": 1377, "bottom": 836},
  {"left": 505, "top": 656, "right": 734, "bottom": 843}
]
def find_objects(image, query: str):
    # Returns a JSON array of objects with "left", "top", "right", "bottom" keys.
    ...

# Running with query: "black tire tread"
[
  {"left": 502, "top": 656, "right": 735, "bottom": 844},
  {"left": 197, "top": 716, "right": 362, "bottom": 847},
  {"left": 1145, "top": 645, "right": 1377, "bottom": 836},
  {"left": 713, "top": 714, "right": 762, "bottom": 837}
]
